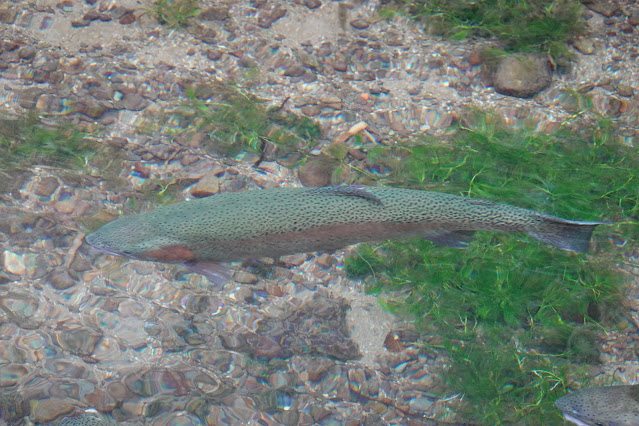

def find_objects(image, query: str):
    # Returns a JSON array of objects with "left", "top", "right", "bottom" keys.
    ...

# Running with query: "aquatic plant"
[
  {"left": 393, "top": 0, "right": 585, "bottom": 61},
  {"left": 0, "top": 114, "right": 90, "bottom": 169},
  {"left": 345, "top": 112, "right": 637, "bottom": 423},
  {"left": 169, "top": 84, "right": 321, "bottom": 161},
  {"left": 148, "top": 0, "right": 201, "bottom": 28}
]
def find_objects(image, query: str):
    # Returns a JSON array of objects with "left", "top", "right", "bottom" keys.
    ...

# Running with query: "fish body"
[
  {"left": 555, "top": 385, "right": 639, "bottom": 426},
  {"left": 86, "top": 186, "right": 605, "bottom": 265}
]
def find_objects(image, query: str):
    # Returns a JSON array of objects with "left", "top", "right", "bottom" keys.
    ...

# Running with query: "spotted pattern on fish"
[
  {"left": 57, "top": 414, "right": 112, "bottom": 426},
  {"left": 86, "top": 186, "right": 606, "bottom": 264},
  {"left": 555, "top": 385, "right": 639, "bottom": 426}
]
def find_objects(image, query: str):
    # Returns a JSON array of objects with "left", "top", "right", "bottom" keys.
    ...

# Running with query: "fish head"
[
  {"left": 85, "top": 216, "right": 195, "bottom": 263},
  {"left": 555, "top": 385, "right": 639, "bottom": 426}
]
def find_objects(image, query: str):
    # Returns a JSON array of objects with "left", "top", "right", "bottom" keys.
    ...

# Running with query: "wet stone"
[
  {"left": 584, "top": 0, "right": 621, "bottom": 17},
  {"left": 0, "top": 4, "right": 17, "bottom": 24},
  {"left": 298, "top": 158, "right": 336, "bottom": 187},
  {"left": 234, "top": 271, "right": 259, "bottom": 284},
  {"left": 117, "top": 92, "right": 149, "bottom": 111},
  {"left": 200, "top": 6, "right": 231, "bottom": 21},
  {"left": 304, "top": 0, "right": 322, "bottom": 9},
  {"left": 47, "top": 268, "right": 78, "bottom": 290},
  {"left": 190, "top": 174, "right": 220, "bottom": 197},
  {"left": 57, "top": 327, "right": 102, "bottom": 356},
  {"left": 31, "top": 398, "right": 76, "bottom": 423},
  {"left": 573, "top": 37, "right": 595, "bottom": 55},
  {"left": 283, "top": 65, "right": 306, "bottom": 78},
  {"left": 123, "top": 368, "right": 190, "bottom": 397},
  {"left": 617, "top": 84, "right": 634, "bottom": 97},
  {"left": 0, "top": 364, "right": 28, "bottom": 387},
  {"left": 350, "top": 19, "right": 369, "bottom": 30},
  {"left": 85, "top": 388, "right": 118, "bottom": 412},
  {"left": 257, "top": 6, "right": 287, "bottom": 28},
  {"left": 29, "top": 161, "right": 55, "bottom": 182},
  {"left": 205, "top": 49, "right": 223, "bottom": 61},
  {"left": 18, "top": 45, "right": 36, "bottom": 60},
  {"left": 118, "top": 11, "right": 136, "bottom": 25},
  {"left": 492, "top": 53, "right": 552, "bottom": 98},
  {"left": 3, "top": 251, "right": 26, "bottom": 276}
]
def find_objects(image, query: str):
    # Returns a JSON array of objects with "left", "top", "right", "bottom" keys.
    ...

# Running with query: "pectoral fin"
[
  {"left": 422, "top": 230, "right": 476, "bottom": 248},
  {"left": 184, "top": 260, "right": 232, "bottom": 286}
]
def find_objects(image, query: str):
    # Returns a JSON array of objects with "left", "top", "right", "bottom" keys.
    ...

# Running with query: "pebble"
[
  {"left": 350, "top": 19, "right": 370, "bottom": 30},
  {"left": 31, "top": 398, "right": 76, "bottom": 423},
  {"left": 3, "top": 250, "right": 26, "bottom": 275},
  {"left": 233, "top": 271, "right": 260, "bottom": 284},
  {"left": 492, "top": 53, "right": 552, "bottom": 98}
]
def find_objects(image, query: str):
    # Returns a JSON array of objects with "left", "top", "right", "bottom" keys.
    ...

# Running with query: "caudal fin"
[{"left": 527, "top": 214, "right": 609, "bottom": 252}]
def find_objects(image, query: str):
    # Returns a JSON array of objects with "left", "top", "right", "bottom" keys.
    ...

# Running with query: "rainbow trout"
[
  {"left": 555, "top": 385, "right": 639, "bottom": 425},
  {"left": 86, "top": 186, "right": 605, "bottom": 268}
]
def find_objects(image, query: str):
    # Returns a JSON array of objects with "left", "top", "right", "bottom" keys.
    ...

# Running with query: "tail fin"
[{"left": 527, "top": 214, "right": 609, "bottom": 252}]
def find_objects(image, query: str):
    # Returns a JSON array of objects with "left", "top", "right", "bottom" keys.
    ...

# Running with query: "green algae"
[
  {"left": 148, "top": 0, "right": 201, "bottom": 28},
  {"left": 170, "top": 84, "right": 321, "bottom": 161},
  {"left": 0, "top": 114, "right": 91, "bottom": 169},
  {"left": 345, "top": 112, "right": 637, "bottom": 423},
  {"left": 392, "top": 0, "right": 584, "bottom": 62}
]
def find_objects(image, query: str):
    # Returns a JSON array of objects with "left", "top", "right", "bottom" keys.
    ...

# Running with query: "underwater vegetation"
[
  {"left": 147, "top": 0, "right": 201, "bottom": 28},
  {"left": 166, "top": 83, "right": 321, "bottom": 162},
  {"left": 0, "top": 114, "right": 91, "bottom": 169},
  {"left": 390, "top": 0, "right": 585, "bottom": 61},
  {"left": 344, "top": 113, "right": 638, "bottom": 423}
]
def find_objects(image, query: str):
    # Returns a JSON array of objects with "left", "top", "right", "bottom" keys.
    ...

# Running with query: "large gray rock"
[{"left": 492, "top": 53, "right": 553, "bottom": 98}]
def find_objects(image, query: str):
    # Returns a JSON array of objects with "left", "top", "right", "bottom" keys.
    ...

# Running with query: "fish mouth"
[{"left": 85, "top": 233, "right": 130, "bottom": 258}]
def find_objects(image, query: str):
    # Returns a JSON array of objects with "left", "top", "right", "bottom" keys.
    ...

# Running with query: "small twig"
[{"left": 65, "top": 232, "right": 85, "bottom": 268}]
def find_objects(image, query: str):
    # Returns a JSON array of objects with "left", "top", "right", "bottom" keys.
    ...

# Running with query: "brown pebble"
[
  {"left": 330, "top": 54, "right": 348, "bottom": 72},
  {"left": 617, "top": 83, "right": 634, "bottom": 97},
  {"left": 267, "top": 285, "right": 284, "bottom": 297},
  {"left": 119, "top": 11, "right": 136, "bottom": 25},
  {"left": 350, "top": 19, "right": 369, "bottom": 29},
  {"left": 31, "top": 398, "right": 75, "bottom": 423},
  {"left": 315, "top": 253, "right": 334, "bottom": 268},
  {"left": 257, "top": 7, "right": 287, "bottom": 28},
  {"left": 205, "top": 49, "right": 222, "bottom": 61},
  {"left": 0, "top": 4, "right": 18, "bottom": 24},
  {"left": 48, "top": 268, "right": 78, "bottom": 290},
  {"left": 190, "top": 174, "right": 220, "bottom": 198},
  {"left": 118, "top": 92, "right": 148, "bottom": 111},
  {"left": 283, "top": 65, "right": 306, "bottom": 77},
  {"left": 61, "top": 58, "right": 85, "bottom": 75},
  {"left": 234, "top": 271, "right": 259, "bottom": 284},
  {"left": 85, "top": 388, "right": 117, "bottom": 411},
  {"left": 298, "top": 157, "right": 336, "bottom": 187},
  {"left": 83, "top": 10, "right": 100, "bottom": 20},
  {"left": 304, "top": 0, "right": 322, "bottom": 9},
  {"left": 384, "top": 331, "right": 405, "bottom": 352},
  {"left": 468, "top": 51, "right": 482, "bottom": 66},
  {"left": 56, "top": 0, "right": 73, "bottom": 9},
  {"left": 71, "top": 19, "right": 91, "bottom": 28},
  {"left": 33, "top": 177, "right": 59, "bottom": 197},
  {"left": 199, "top": 6, "right": 231, "bottom": 21},
  {"left": 348, "top": 148, "right": 367, "bottom": 161},
  {"left": 18, "top": 45, "right": 36, "bottom": 60}
]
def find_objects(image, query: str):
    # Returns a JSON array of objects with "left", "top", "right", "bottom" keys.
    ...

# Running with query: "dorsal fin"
[{"left": 307, "top": 185, "right": 384, "bottom": 206}]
